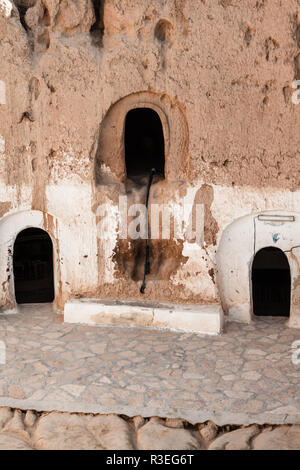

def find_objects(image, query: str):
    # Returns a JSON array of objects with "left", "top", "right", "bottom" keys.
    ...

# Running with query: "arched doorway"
[
  {"left": 13, "top": 228, "right": 54, "bottom": 304},
  {"left": 252, "top": 247, "right": 291, "bottom": 317},
  {"left": 124, "top": 108, "right": 165, "bottom": 180}
]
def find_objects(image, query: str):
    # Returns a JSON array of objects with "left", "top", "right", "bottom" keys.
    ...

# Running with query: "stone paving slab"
[{"left": 0, "top": 304, "right": 299, "bottom": 425}]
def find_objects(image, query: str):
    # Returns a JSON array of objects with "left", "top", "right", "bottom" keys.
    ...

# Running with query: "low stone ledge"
[{"left": 64, "top": 299, "right": 224, "bottom": 335}]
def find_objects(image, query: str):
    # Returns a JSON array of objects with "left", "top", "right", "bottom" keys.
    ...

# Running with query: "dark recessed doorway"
[
  {"left": 124, "top": 108, "right": 165, "bottom": 180},
  {"left": 13, "top": 228, "right": 54, "bottom": 304},
  {"left": 252, "top": 247, "right": 290, "bottom": 317}
]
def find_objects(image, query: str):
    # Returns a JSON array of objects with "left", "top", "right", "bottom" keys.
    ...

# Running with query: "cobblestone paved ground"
[{"left": 0, "top": 304, "right": 300, "bottom": 426}]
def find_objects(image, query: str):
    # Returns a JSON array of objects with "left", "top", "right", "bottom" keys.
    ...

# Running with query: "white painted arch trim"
[
  {"left": 0, "top": 210, "right": 61, "bottom": 312},
  {"left": 216, "top": 210, "right": 300, "bottom": 328}
]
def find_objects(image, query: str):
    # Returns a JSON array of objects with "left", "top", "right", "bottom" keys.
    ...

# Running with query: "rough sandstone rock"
[
  {"left": 86, "top": 414, "right": 135, "bottom": 450},
  {"left": 165, "top": 418, "right": 185, "bottom": 429},
  {"left": 208, "top": 425, "right": 259, "bottom": 450},
  {"left": 33, "top": 412, "right": 101, "bottom": 450},
  {"left": 21, "top": 0, "right": 95, "bottom": 53},
  {"left": 132, "top": 415, "right": 145, "bottom": 431},
  {"left": 25, "top": 0, "right": 95, "bottom": 34},
  {"left": 252, "top": 426, "right": 300, "bottom": 450},
  {"left": 2, "top": 409, "right": 30, "bottom": 442},
  {"left": 198, "top": 421, "right": 218, "bottom": 442},
  {"left": 0, "top": 407, "right": 13, "bottom": 429},
  {"left": 137, "top": 417, "right": 202, "bottom": 450},
  {"left": 0, "top": 434, "right": 32, "bottom": 450},
  {"left": 24, "top": 410, "right": 37, "bottom": 429},
  {"left": 33, "top": 411, "right": 135, "bottom": 450},
  {"left": 0, "top": 407, "right": 299, "bottom": 450},
  {"left": 54, "top": 0, "right": 95, "bottom": 33}
]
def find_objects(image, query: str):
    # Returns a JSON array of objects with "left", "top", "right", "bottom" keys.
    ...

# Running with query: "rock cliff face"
[{"left": 0, "top": 1, "right": 300, "bottom": 311}]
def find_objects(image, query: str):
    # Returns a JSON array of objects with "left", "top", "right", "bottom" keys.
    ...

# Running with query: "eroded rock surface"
[
  {"left": 208, "top": 425, "right": 259, "bottom": 450},
  {"left": 0, "top": 434, "right": 32, "bottom": 450},
  {"left": 252, "top": 426, "right": 300, "bottom": 450},
  {"left": 0, "top": 407, "right": 299, "bottom": 450},
  {"left": 136, "top": 417, "right": 202, "bottom": 450},
  {"left": 33, "top": 412, "right": 100, "bottom": 450}
]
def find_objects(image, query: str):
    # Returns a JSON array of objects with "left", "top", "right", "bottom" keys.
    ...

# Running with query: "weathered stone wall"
[{"left": 0, "top": 0, "right": 300, "bottom": 311}]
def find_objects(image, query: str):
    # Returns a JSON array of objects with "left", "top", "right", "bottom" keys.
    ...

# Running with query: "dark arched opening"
[
  {"left": 124, "top": 108, "right": 165, "bottom": 180},
  {"left": 252, "top": 247, "right": 290, "bottom": 317},
  {"left": 13, "top": 228, "right": 54, "bottom": 304}
]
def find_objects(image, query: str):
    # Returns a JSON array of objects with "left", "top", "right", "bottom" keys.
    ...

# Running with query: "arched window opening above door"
[{"left": 124, "top": 108, "right": 165, "bottom": 182}]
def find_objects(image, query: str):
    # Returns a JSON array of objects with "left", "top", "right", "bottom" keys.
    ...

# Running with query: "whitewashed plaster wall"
[
  {"left": 1, "top": 175, "right": 300, "bottom": 327},
  {"left": 217, "top": 209, "right": 300, "bottom": 327}
]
